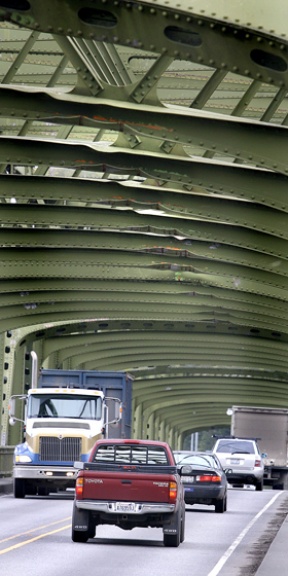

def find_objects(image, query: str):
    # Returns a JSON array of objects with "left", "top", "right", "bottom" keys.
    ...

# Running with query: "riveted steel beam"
[
  {"left": 1, "top": 136, "right": 288, "bottom": 200},
  {"left": 0, "top": 289, "right": 287, "bottom": 325},
  {"left": 1, "top": 86, "right": 288, "bottom": 173},
  {"left": 0, "top": 248, "right": 287, "bottom": 296},
  {"left": 2, "top": 0, "right": 288, "bottom": 89},
  {"left": 0, "top": 1, "right": 288, "bottom": 442}
]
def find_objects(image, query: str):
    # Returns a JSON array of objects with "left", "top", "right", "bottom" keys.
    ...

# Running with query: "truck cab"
[
  {"left": 8, "top": 354, "right": 131, "bottom": 498},
  {"left": 11, "top": 387, "right": 106, "bottom": 498}
]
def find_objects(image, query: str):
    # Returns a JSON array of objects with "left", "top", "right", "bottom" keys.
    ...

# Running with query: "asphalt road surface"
[{"left": 1, "top": 487, "right": 288, "bottom": 576}]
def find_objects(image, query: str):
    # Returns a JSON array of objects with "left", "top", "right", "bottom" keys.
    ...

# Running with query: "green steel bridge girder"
[
  {"left": 138, "top": 389, "right": 288, "bottom": 438},
  {"left": 1, "top": 256, "right": 287, "bottom": 289},
  {"left": 133, "top": 380, "right": 288, "bottom": 411},
  {"left": 1, "top": 1, "right": 288, "bottom": 444},
  {"left": 52, "top": 346, "right": 288, "bottom": 374},
  {"left": 42, "top": 331, "right": 288, "bottom": 359},
  {"left": 1, "top": 88, "right": 288, "bottom": 175},
  {"left": 132, "top": 383, "right": 288, "bottom": 434},
  {"left": 1, "top": 293, "right": 288, "bottom": 325},
  {"left": 0, "top": 174, "right": 288, "bottom": 215},
  {"left": 2, "top": 0, "right": 288, "bottom": 91},
  {"left": 64, "top": 354, "right": 288, "bottom": 374},
  {"left": 0, "top": 230, "right": 287, "bottom": 279},
  {"left": 1, "top": 310, "right": 288, "bottom": 338},
  {"left": 1, "top": 202, "right": 288, "bottom": 247},
  {"left": 2, "top": 136, "right": 288, "bottom": 195}
]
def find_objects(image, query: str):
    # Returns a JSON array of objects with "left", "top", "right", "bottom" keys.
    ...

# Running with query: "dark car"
[{"left": 174, "top": 451, "right": 228, "bottom": 513}]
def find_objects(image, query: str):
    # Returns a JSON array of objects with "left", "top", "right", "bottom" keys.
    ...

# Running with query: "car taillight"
[
  {"left": 255, "top": 459, "right": 261, "bottom": 467},
  {"left": 196, "top": 474, "right": 221, "bottom": 483},
  {"left": 169, "top": 481, "right": 177, "bottom": 502},
  {"left": 75, "top": 476, "right": 84, "bottom": 498}
]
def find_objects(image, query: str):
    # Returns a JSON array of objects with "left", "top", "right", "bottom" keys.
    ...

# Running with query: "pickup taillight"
[
  {"left": 169, "top": 481, "right": 177, "bottom": 503},
  {"left": 75, "top": 476, "right": 84, "bottom": 498}
]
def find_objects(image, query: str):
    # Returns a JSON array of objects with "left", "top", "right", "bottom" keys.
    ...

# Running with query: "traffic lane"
[
  {"left": 0, "top": 491, "right": 74, "bottom": 544},
  {"left": 0, "top": 488, "right": 286, "bottom": 576}
]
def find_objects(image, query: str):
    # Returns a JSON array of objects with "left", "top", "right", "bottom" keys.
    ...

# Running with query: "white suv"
[{"left": 212, "top": 437, "right": 264, "bottom": 491}]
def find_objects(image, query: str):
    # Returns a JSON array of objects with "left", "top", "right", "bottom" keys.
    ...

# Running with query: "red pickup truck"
[{"left": 71, "top": 438, "right": 186, "bottom": 547}]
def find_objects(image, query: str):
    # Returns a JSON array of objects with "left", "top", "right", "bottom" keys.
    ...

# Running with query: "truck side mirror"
[
  {"left": 8, "top": 397, "right": 15, "bottom": 418},
  {"left": 105, "top": 397, "right": 123, "bottom": 425},
  {"left": 8, "top": 394, "right": 27, "bottom": 425},
  {"left": 114, "top": 401, "right": 123, "bottom": 422}
]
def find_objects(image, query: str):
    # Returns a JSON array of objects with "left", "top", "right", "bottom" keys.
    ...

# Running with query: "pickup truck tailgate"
[{"left": 79, "top": 470, "right": 175, "bottom": 502}]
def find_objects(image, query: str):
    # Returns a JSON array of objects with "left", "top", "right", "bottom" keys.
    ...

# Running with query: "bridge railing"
[{"left": 0, "top": 447, "right": 14, "bottom": 477}]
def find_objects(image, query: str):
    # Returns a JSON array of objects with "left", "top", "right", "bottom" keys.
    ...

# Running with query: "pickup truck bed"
[{"left": 71, "top": 439, "right": 186, "bottom": 547}]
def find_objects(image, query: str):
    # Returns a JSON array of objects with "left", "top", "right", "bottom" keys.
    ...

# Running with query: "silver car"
[{"left": 212, "top": 437, "right": 264, "bottom": 491}]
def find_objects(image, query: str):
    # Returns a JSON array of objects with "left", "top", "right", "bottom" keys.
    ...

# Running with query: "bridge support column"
[
  {"left": 1, "top": 331, "right": 27, "bottom": 446},
  {"left": 158, "top": 420, "right": 166, "bottom": 442},
  {"left": 133, "top": 403, "right": 143, "bottom": 438},
  {"left": 147, "top": 413, "right": 155, "bottom": 440},
  {"left": 154, "top": 416, "right": 160, "bottom": 441}
]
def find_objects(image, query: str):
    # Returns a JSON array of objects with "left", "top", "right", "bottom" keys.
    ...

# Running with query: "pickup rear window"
[{"left": 92, "top": 444, "right": 169, "bottom": 465}]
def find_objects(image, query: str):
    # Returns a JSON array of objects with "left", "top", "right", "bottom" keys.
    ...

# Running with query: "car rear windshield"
[
  {"left": 216, "top": 440, "right": 255, "bottom": 454},
  {"left": 92, "top": 444, "right": 169, "bottom": 465},
  {"left": 177, "top": 455, "right": 216, "bottom": 468}
]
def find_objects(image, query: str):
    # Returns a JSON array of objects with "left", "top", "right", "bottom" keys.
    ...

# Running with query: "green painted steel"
[{"left": 0, "top": 1, "right": 287, "bottom": 448}]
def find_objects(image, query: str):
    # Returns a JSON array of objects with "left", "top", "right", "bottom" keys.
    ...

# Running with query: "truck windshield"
[{"left": 27, "top": 393, "right": 102, "bottom": 420}]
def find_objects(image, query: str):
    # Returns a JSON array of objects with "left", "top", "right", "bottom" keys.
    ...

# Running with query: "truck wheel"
[
  {"left": 72, "top": 529, "right": 90, "bottom": 543},
  {"left": 180, "top": 509, "right": 185, "bottom": 543},
  {"left": 71, "top": 504, "right": 94, "bottom": 542},
  {"left": 26, "top": 484, "right": 37, "bottom": 496},
  {"left": 38, "top": 485, "right": 49, "bottom": 497},
  {"left": 163, "top": 511, "right": 181, "bottom": 547},
  {"left": 163, "top": 532, "right": 180, "bottom": 547},
  {"left": 14, "top": 479, "right": 26, "bottom": 499}
]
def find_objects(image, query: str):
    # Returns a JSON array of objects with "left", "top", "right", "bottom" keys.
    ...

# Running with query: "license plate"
[
  {"left": 230, "top": 459, "right": 240, "bottom": 465},
  {"left": 115, "top": 502, "right": 136, "bottom": 512},
  {"left": 182, "top": 476, "right": 194, "bottom": 483}
]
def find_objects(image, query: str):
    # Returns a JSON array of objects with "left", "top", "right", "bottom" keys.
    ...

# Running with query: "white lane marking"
[{"left": 207, "top": 492, "right": 282, "bottom": 576}]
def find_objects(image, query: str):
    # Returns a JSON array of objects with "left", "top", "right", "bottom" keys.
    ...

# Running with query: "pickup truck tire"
[
  {"left": 72, "top": 528, "right": 90, "bottom": 543},
  {"left": 180, "top": 509, "right": 185, "bottom": 543},
  {"left": 14, "top": 478, "right": 26, "bottom": 499},
  {"left": 71, "top": 505, "right": 95, "bottom": 543},
  {"left": 163, "top": 532, "right": 180, "bottom": 548},
  {"left": 163, "top": 510, "right": 182, "bottom": 547}
]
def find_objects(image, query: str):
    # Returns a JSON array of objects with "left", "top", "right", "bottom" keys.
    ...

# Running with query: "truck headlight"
[{"left": 15, "top": 455, "right": 33, "bottom": 463}]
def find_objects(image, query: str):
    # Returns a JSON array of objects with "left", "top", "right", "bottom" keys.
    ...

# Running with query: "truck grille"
[{"left": 39, "top": 436, "right": 82, "bottom": 462}]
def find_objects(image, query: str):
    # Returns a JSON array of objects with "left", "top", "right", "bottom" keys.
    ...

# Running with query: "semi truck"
[
  {"left": 8, "top": 352, "right": 133, "bottom": 498},
  {"left": 230, "top": 405, "right": 288, "bottom": 490}
]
